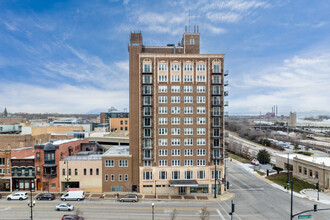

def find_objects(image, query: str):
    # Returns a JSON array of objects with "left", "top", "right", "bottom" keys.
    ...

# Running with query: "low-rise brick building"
[
  {"left": 0, "top": 149, "right": 11, "bottom": 191},
  {"left": 102, "top": 146, "right": 132, "bottom": 192}
]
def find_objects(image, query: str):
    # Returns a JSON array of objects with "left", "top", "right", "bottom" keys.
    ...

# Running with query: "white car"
[
  {"left": 7, "top": 192, "right": 28, "bottom": 200},
  {"left": 56, "top": 203, "right": 74, "bottom": 211}
]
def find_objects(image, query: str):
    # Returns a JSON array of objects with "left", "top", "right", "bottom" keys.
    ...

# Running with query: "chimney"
[
  {"left": 197, "top": 25, "right": 199, "bottom": 33},
  {"left": 185, "top": 25, "right": 187, "bottom": 32},
  {"left": 194, "top": 25, "right": 196, "bottom": 33}
]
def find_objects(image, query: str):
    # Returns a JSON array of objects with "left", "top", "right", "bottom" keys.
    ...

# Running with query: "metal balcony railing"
[{"left": 224, "top": 70, "right": 229, "bottom": 76}]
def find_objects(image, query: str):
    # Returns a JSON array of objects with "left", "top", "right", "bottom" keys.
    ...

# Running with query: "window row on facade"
[
  {"left": 104, "top": 160, "right": 128, "bottom": 167},
  {"left": 143, "top": 63, "right": 221, "bottom": 73},
  {"left": 62, "top": 168, "right": 99, "bottom": 176},
  {"left": 142, "top": 170, "right": 221, "bottom": 181},
  {"left": 105, "top": 174, "right": 129, "bottom": 182},
  {"left": 298, "top": 166, "right": 319, "bottom": 179}
]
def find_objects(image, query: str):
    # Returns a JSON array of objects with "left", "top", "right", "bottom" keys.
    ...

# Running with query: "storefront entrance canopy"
[{"left": 169, "top": 180, "right": 198, "bottom": 187}]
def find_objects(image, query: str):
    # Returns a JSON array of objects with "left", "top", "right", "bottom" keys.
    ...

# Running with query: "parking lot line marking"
[{"left": 216, "top": 209, "right": 226, "bottom": 220}]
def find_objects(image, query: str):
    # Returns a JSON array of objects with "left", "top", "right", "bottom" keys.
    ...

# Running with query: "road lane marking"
[
  {"left": 216, "top": 200, "right": 230, "bottom": 219},
  {"left": 0, "top": 207, "right": 11, "bottom": 212},
  {"left": 230, "top": 188, "right": 264, "bottom": 191},
  {"left": 216, "top": 209, "right": 226, "bottom": 220}
]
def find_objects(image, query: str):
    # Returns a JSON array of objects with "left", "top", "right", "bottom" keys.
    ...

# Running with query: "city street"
[{"left": 0, "top": 161, "right": 329, "bottom": 219}]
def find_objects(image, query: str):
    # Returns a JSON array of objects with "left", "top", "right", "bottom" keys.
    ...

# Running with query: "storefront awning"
[
  {"left": 169, "top": 180, "right": 198, "bottom": 187},
  {"left": 42, "top": 164, "right": 58, "bottom": 168}
]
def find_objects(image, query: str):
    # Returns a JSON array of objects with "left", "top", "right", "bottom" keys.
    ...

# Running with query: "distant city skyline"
[{"left": 1, "top": 0, "right": 330, "bottom": 115}]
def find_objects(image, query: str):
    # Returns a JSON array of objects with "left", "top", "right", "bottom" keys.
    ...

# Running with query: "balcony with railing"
[
  {"left": 224, "top": 91, "right": 228, "bottom": 96},
  {"left": 142, "top": 88, "right": 153, "bottom": 95},
  {"left": 142, "top": 79, "right": 153, "bottom": 84},
  {"left": 224, "top": 70, "right": 229, "bottom": 76},
  {"left": 224, "top": 80, "right": 229, "bottom": 86}
]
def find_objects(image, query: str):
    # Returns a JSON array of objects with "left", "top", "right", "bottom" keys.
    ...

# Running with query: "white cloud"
[
  {"left": 0, "top": 83, "right": 128, "bottom": 114},
  {"left": 206, "top": 12, "right": 241, "bottom": 23},
  {"left": 229, "top": 51, "right": 330, "bottom": 115}
]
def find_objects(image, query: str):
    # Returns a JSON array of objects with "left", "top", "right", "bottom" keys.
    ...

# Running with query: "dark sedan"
[{"left": 36, "top": 193, "right": 56, "bottom": 201}]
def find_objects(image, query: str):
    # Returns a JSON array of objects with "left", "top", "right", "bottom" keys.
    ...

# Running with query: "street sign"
[{"left": 298, "top": 215, "right": 311, "bottom": 219}]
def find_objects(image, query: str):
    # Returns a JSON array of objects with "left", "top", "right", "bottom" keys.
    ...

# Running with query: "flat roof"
[
  {"left": 40, "top": 138, "right": 81, "bottom": 146},
  {"left": 103, "top": 145, "right": 130, "bottom": 156},
  {"left": 277, "top": 153, "right": 330, "bottom": 166}
]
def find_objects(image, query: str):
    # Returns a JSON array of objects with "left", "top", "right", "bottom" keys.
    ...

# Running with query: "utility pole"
[
  {"left": 290, "top": 181, "right": 293, "bottom": 220},
  {"left": 287, "top": 153, "right": 290, "bottom": 184}
]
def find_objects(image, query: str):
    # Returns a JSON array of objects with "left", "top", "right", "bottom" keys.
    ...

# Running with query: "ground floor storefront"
[
  {"left": 12, "top": 178, "right": 35, "bottom": 191},
  {"left": 0, "top": 177, "right": 12, "bottom": 192}
]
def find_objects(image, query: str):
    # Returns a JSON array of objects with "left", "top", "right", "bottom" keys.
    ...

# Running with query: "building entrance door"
[{"left": 179, "top": 187, "right": 186, "bottom": 195}]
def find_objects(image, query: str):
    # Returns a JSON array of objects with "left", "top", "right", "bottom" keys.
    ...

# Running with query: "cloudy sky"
[{"left": 0, "top": 0, "right": 329, "bottom": 116}]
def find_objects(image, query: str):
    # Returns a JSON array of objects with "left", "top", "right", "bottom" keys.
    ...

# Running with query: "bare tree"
[{"left": 200, "top": 207, "right": 210, "bottom": 220}]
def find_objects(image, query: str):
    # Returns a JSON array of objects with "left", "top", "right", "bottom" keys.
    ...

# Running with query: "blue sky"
[{"left": 0, "top": 0, "right": 330, "bottom": 116}]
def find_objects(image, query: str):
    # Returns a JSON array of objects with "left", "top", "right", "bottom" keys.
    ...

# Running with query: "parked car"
[
  {"left": 250, "top": 159, "right": 260, "bottom": 166},
  {"left": 56, "top": 203, "right": 74, "bottom": 211},
  {"left": 62, "top": 215, "right": 84, "bottom": 220},
  {"left": 119, "top": 194, "right": 138, "bottom": 203},
  {"left": 36, "top": 193, "right": 56, "bottom": 201},
  {"left": 7, "top": 192, "right": 28, "bottom": 200}
]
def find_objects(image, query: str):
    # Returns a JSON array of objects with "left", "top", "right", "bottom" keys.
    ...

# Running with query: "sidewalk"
[
  {"left": 231, "top": 158, "right": 330, "bottom": 205},
  {"left": 0, "top": 191, "right": 234, "bottom": 202}
]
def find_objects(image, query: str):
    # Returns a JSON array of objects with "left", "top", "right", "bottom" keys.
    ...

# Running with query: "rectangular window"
[
  {"left": 119, "top": 160, "right": 128, "bottom": 167},
  {"left": 159, "top": 160, "right": 168, "bottom": 166},
  {"left": 184, "top": 75, "right": 193, "bottom": 82},
  {"left": 111, "top": 174, "right": 115, "bottom": 181},
  {"left": 212, "top": 171, "right": 221, "bottom": 180},
  {"left": 184, "top": 149, "right": 193, "bottom": 156},
  {"left": 184, "top": 138, "right": 193, "bottom": 146},
  {"left": 197, "top": 128, "right": 206, "bottom": 135},
  {"left": 158, "top": 128, "right": 168, "bottom": 135},
  {"left": 144, "top": 64, "right": 151, "bottom": 73},
  {"left": 197, "top": 86, "right": 206, "bottom": 93},
  {"left": 105, "top": 174, "right": 109, "bottom": 181},
  {"left": 184, "top": 85, "right": 193, "bottom": 93},
  {"left": 68, "top": 169, "right": 71, "bottom": 176},
  {"left": 125, "top": 174, "right": 128, "bottom": 181},
  {"left": 159, "top": 64, "right": 167, "bottom": 71},
  {"left": 212, "top": 85, "right": 221, "bottom": 95},
  {"left": 171, "top": 160, "right": 180, "bottom": 166},
  {"left": 184, "top": 96, "right": 193, "bottom": 103},
  {"left": 75, "top": 169, "right": 78, "bottom": 175},
  {"left": 171, "top": 128, "right": 180, "bottom": 135},
  {"left": 144, "top": 161, "right": 151, "bottom": 167},
  {"left": 159, "top": 171, "right": 168, "bottom": 180},
  {"left": 184, "top": 171, "right": 193, "bottom": 180},
  {"left": 197, "top": 96, "right": 206, "bottom": 103},
  {"left": 190, "top": 38, "right": 194, "bottom": 45},
  {"left": 196, "top": 75, "right": 206, "bottom": 82},
  {"left": 197, "top": 138, "right": 206, "bottom": 145},
  {"left": 197, "top": 159, "right": 206, "bottom": 166},
  {"left": 84, "top": 169, "right": 86, "bottom": 175},
  {"left": 159, "top": 149, "right": 168, "bottom": 156},
  {"left": 158, "top": 75, "right": 168, "bottom": 82},
  {"left": 171, "top": 107, "right": 180, "bottom": 114},
  {"left": 96, "top": 168, "right": 99, "bottom": 175},
  {"left": 171, "top": 117, "right": 180, "bottom": 125},
  {"left": 304, "top": 168, "right": 307, "bottom": 175},
  {"left": 119, "top": 174, "right": 122, "bottom": 181},
  {"left": 298, "top": 166, "right": 302, "bottom": 173},
  {"left": 171, "top": 139, "right": 180, "bottom": 146},
  {"left": 212, "top": 107, "right": 220, "bottom": 116},
  {"left": 184, "top": 117, "right": 193, "bottom": 125},
  {"left": 171, "top": 149, "right": 180, "bottom": 156},
  {"left": 171, "top": 86, "right": 180, "bottom": 93},
  {"left": 144, "top": 107, "right": 151, "bottom": 116},
  {"left": 158, "top": 117, "right": 168, "bottom": 125},
  {"left": 184, "top": 64, "right": 193, "bottom": 71},
  {"left": 197, "top": 107, "right": 206, "bottom": 114},
  {"left": 171, "top": 75, "right": 180, "bottom": 82},
  {"left": 143, "top": 86, "right": 151, "bottom": 95},
  {"left": 197, "top": 64, "right": 205, "bottom": 71},
  {"left": 315, "top": 171, "right": 319, "bottom": 179},
  {"left": 172, "top": 171, "right": 180, "bottom": 180},
  {"left": 197, "top": 171, "right": 206, "bottom": 179},
  {"left": 171, "top": 64, "right": 180, "bottom": 71},
  {"left": 158, "top": 139, "right": 168, "bottom": 146},
  {"left": 144, "top": 118, "right": 151, "bottom": 127},
  {"left": 90, "top": 169, "right": 93, "bottom": 175},
  {"left": 197, "top": 149, "right": 206, "bottom": 156},
  {"left": 171, "top": 96, "right": 180, "bottom": 103},
  {"left": 158, "top": 85, "right": 168, "bottom": 93},
  {"left": 213, "top": 64, "right": 221, "bottom": 73},
  {"left": 143, "top": 75, "right": 151, "bottom": 84},
  {"left": 184, "top": 128, "right": 193, "bottom": 135},
  {"left": 158, "top": 96, "right": 168, "bottom": 103},
  {"left": 197, "top": 117, "right": 206, "bottom": 124},
  {"left": 144, "top": 96, "right": 151, "bottom": 105},
  {"left": 158, "top": 107, "right": 168, "bottom": 114},
  {"left": 143, "top": 171, "right": 152, "bottom": 180},
  {"left": 144, "top": 128, "right": 151, "bottom": 137},
  {"left": 184, "top": 107, "right": 193, "bottom": 114}
]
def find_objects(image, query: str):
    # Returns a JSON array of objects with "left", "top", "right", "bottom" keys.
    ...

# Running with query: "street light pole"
[
  {"left": 287, "top": 153, "right": 290, "bottom": 184},
  {"left": 151, "top": 203, "right": 154, "bottom": 220},
  {"left": 214, "top": 157, "right": 217, "bottom": 198},
  {"left": 28, "top": 182, "right": 35, "bottom": 220},
  {"left": 289, "top": 181, "right": 294, "bottom": 220}
]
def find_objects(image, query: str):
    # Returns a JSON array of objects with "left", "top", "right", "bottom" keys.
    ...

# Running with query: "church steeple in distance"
[{"left": 4, "top": 107, "right": 8, "bottom": 117}]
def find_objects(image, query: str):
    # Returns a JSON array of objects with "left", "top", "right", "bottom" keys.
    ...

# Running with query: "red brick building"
[{"left": 34, "top": 138, "right": 88, "bottom": 192}]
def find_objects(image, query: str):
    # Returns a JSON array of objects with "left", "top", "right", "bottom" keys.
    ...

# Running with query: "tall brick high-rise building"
[{"left": 129, "top": 27, "right": 228, "bottom": 195}]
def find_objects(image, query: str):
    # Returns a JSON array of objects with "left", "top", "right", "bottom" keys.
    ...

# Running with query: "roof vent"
[{"left": 167, "top": 44, "right": 175, "bottom": 47}]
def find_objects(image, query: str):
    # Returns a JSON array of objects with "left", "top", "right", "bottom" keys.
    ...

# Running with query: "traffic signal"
[
  {"left": 231, "top": 203, "right": 235, "bottom": 213},
  {"left": 314, "top": 204, "right": 317, "bottom": 212}
]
